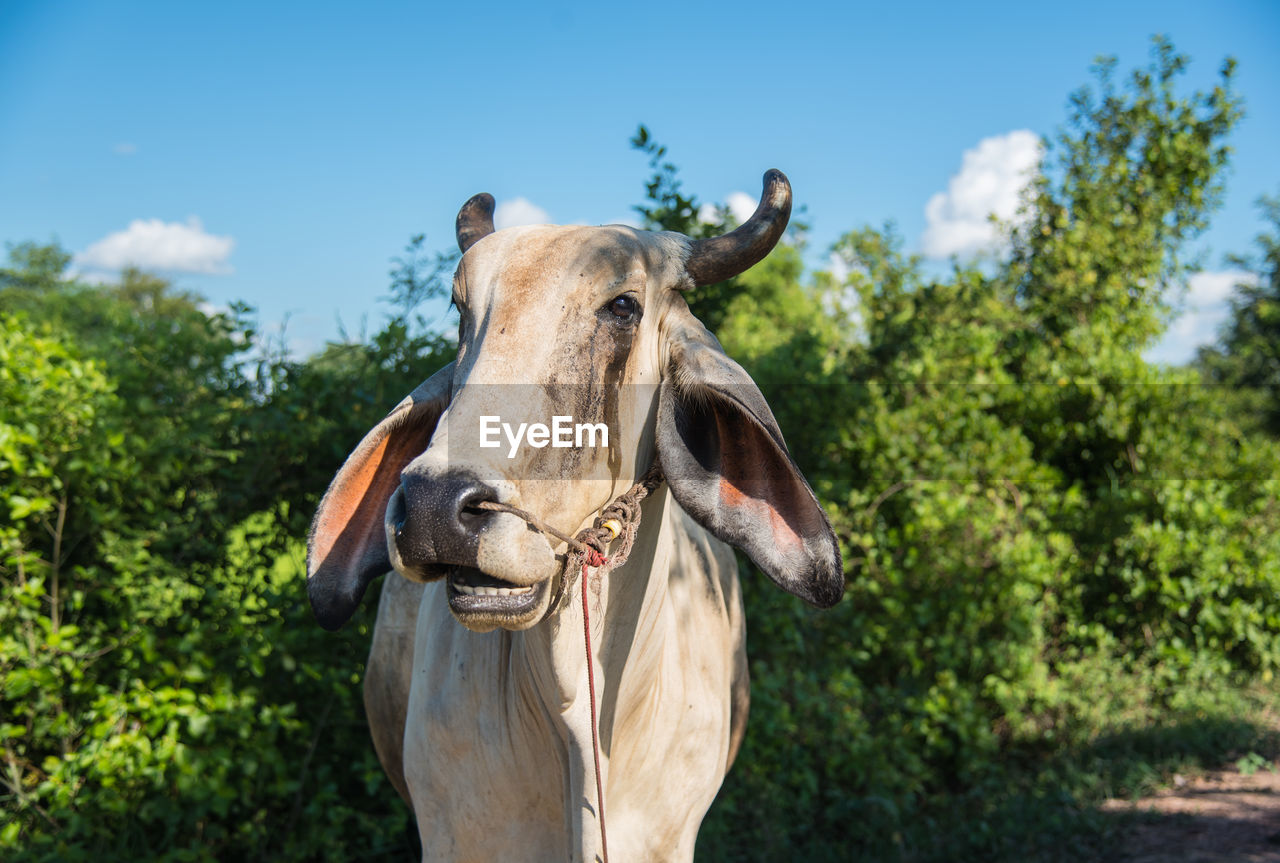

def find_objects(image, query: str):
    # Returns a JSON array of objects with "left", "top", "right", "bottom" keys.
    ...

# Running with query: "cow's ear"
[
  {"left": 307, "top": 362, "right": 453, "bottom": 630},
  {"left": 656, "top": 307, "right": 843, "bottom": 607}
]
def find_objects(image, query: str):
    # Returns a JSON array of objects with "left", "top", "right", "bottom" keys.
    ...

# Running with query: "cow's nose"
[{"left": 392, "top": 472, "right": 497, "bottom": 570}]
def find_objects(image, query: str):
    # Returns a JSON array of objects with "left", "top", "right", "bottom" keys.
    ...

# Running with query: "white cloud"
[
  {"left": 113, "top": 142, "right": 137, "bottom": 156},
  {"left": 726, "top": 192, "right": 756, "bottom": 225},
  {"left": 820, "top": 253, "right": 864, "bottom": 338},
  {"left": 1182, "top": 269, "right": 1248, "bottom": 307},
  {"left": 78, "top": 217, "right": 234, "bottom": 274},
  {"left": 1145, "top": 269, "right": 1258, "bottom": 365},
  {"left": 493, "top": 197, "right": 549, "bottom": 230},
  {"left": 697, "top": 192, "right": 758, "bottom": 227},
  {"left": 827, "top": 251, "right": 851, "bottom": 284},
  {"left": 920, "top": 129, "right": 1041, "bottom": 258}
]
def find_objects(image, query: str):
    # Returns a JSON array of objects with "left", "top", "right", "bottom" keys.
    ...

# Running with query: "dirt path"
[{"left": 1101, "top": 766, "right": 1280, "bottom": 862}]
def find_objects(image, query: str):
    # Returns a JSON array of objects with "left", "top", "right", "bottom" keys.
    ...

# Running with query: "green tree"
[
  {"left": 1197, "top": 192, "right": 1280, "bottom": 435},
  {"left": 1, "top": 248, "right": 262, "bottom": 559},
  {"left": 630, "top": 125, "right": 813, "bottom": 333},
  {"left": 0, "top": 249, "right": 432, "bottom": 860},
  {"left": 691, "top": 38, "right": 1280, "bottom": 862},
  {"left": 0, "top": 242, "right": 73, "bottom": 290},
  {"left": 4, "top": 32, "right": 1277, "bottom": 863},
  {"left": 242, "top": 232, "right": 457, "bottom": 541},
  {"left": 1008, "top": 36, "right": 1241, "bottom": 353}
]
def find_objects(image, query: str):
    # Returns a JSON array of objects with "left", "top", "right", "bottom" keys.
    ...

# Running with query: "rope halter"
[{"left": 466, "top": 461, "right": 665, "bottom": 863}]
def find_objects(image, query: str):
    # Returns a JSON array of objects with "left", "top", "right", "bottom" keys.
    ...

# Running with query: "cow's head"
[{"left": 307, "top": 171, "right": 843, "bottom": 632}]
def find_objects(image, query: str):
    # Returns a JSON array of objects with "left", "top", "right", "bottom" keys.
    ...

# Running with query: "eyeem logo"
[{"left": 479, "top": 415, "right": 610, "bottom": 459}]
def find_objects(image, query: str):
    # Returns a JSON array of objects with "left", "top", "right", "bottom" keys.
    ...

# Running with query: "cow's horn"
[
  {"left": 685, "top": 170, "right": 792, "bottom": 286},
  {"left": 456, "top": 193, "right": 496, "bottom": 253}
]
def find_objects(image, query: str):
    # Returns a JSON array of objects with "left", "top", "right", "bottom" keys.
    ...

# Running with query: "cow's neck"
[
  {"left": 511, "top": 488, "right": 673, "bottom": 851},
  {"left": 518, "top": 486, "right": 670, "bottom": 712}
]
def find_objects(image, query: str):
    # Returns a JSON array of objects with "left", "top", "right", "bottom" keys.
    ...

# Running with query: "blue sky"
[{"left": 2, "top": 0, "right": 1277, "bottom": 362}]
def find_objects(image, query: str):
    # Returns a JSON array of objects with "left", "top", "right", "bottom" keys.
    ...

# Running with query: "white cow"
[{"left": 307, "top": 171, "right": 843, "bottom": 862}]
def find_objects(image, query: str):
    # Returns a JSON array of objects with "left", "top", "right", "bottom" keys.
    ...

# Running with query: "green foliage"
[
  {"left": 630, "top": 125, "right": 714, "bottom": 239},
  {"left": 237, "top": 232, "right": 456, "bottom": 541},
  {"left": 0, "top": 243, "right": 73, "bottom": 289},
  {"left": 1197, "top": 191, "right": 1280, "bottom": 436},
  {"left": 630, "top": 124, "right": 811, "bottom": 332},
  {"left": 1009, "top": 36, "right": 1241, "bottom": 351},
  {"left": 1, "top": 251, "right": 263, "bottom": 556},
  {"left": 0, "top": 259, "right": 425, "bottom": 858},
  {"left": 690, "top": 39, "right": 1280, "bottom": 861},
  {"left": 385, "top": 232, "right": 458, "bottom": 332},
  {"left": 238, "top": 323, "right": 454, "bottom": 542},
  {"left": 4, "top": 34, "right": 1279, "bottom": 863}
]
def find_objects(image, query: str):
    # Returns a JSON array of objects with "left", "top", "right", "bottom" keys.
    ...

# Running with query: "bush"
[
  {"left": 688, "top": 41, "right": 1280, "bottom": 859},
  {"left": 0, "top": 313, "right": 414, "bottom": 860}
]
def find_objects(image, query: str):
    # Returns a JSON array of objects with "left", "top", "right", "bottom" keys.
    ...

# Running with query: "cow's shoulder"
[{"left": 364, "top": 571, "right": 425, "bottom": 805}]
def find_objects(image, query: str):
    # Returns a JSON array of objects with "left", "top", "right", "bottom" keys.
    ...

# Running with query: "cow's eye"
[{"left": 608, "top": 295, "right": 639, "bottom": 320}]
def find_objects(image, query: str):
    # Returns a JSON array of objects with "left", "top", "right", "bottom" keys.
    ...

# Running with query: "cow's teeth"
[{"left": 454, "top": 582, "right": 533, "bottom": 597}]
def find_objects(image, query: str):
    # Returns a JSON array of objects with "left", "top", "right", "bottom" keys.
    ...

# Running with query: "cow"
[{"left": 306, "top": 170, "right": 843, "bottom": 862}]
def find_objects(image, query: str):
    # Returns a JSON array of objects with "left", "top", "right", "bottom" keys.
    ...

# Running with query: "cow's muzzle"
[
  {"left": 386, "top": 470, "right": 559, "bottom": 631},
  {"left": 388, "top": 472, "right": 487, "bottom": 573}
]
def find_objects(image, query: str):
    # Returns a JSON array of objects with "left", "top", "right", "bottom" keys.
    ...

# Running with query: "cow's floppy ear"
[
  {"left": 307, "top": 362, "right": 453, "bottom": 630},
  {"left": 656, "top": 307, "right": 843, "bottom": 607}
]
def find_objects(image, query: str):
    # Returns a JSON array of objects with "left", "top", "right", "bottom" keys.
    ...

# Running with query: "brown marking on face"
[
  {"left": 440, "top": 225, "right": 683, "bottom": 545},
  {"left": 494, "top": 229, "right": 648, "bottom": 484},
  {"left": 581, "top": 239, "right": 645, "bottom": 480}
]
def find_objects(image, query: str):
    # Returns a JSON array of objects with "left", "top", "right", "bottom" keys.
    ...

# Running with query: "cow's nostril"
[
  {"left": 395, "top": 473, "right": 497, "bottom": 570},
  {"left": 386, "top": 486, "right": 408, "bottom": 538},
  {"left": 459, "top": 489, "right": 498, "bottom": 527}
]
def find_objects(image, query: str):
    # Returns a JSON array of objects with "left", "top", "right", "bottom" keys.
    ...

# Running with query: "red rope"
[
  {"left": 474, "top": 464, "right": 663, "bottom": 862},
  {"left": 581, "top": 549, "right": 609, "bottom": 863}
]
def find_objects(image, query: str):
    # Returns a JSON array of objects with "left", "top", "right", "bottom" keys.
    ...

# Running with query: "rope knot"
[{"left": 583, "top": 548, "right": 607, "bottom": 568}]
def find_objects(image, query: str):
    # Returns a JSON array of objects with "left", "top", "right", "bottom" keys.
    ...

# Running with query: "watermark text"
[{"left": 479, "top": 415, "right": 609, "bottom": 459}]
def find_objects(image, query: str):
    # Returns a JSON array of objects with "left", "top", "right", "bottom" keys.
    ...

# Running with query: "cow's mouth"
[{"left": 445, "top": 565, "right": 549, "bottom": 628}]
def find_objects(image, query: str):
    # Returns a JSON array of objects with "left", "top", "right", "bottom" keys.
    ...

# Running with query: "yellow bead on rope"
[{"left": 601, "top": 518, "right": 623, "bottom": 541}]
